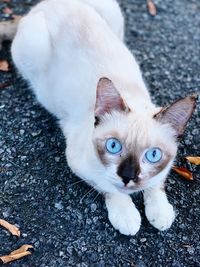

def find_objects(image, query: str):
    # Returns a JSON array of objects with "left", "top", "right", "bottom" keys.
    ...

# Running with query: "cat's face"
[
  {"left": 93, "top": 111, "right": 177, "bottom": 193},
  {"left": 93, "top": 78, "right": 196, "bottom": 194}
]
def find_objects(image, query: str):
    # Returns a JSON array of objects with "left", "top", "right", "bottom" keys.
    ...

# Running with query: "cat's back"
[
  {"left": 28, "top": 0, "right": 122, "bottom": 44},
  {"left": 12, "top": 0, "right": 126, "bottom": 119},
  {"left": 12, "top": 0, "right": 149, "bottom": 120}
]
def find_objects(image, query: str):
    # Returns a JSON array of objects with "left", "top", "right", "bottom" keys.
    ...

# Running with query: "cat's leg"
[
  {"left": 143, "top": 185, "right": 175, "bottom": 231},
  {"left": 105, "top": 193, "right": 141, "bottom": 235},
  {"left": 11, "top": 12, "right": 51, "bottom": 81}
]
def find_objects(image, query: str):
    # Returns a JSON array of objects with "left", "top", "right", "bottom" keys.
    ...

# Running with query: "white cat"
[{"left": 2, "top": 0, "right": 195, "bottom": 235}]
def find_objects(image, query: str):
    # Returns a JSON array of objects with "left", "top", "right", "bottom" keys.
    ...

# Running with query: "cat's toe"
[
  {"left": 107, "top": 204, "right": 141, "bottom": 235},
  {"left": 145, "top": 203, "right": 175, "bottom": 231}
]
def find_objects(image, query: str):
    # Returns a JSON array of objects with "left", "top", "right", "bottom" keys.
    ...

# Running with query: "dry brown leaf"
[
  {"left": 147, "top": 0, "right": 157, "bottom": 16},
  {"left": 172, "top": 166, "right": 193, "bottom": 181},
  {"left": 185, "top": 156, "right": 200, "bottom": 165},
  {"left": 0, "top": 251, "right": 31, "bottom": 264},
  {"left": 2, "top": 7, "right": 13, "bottom": 15},
  {"left": 0, "top": 219, "right": 20, "bottom": 237},
  {"left": 0, "top": 60, "right": 9, "bottom": 72},
  {"left": 10, "top": 245, "right": 33, "bottom": 255},
  {"left": 0, "top": 245, "right": 33, "bottom": 264}
]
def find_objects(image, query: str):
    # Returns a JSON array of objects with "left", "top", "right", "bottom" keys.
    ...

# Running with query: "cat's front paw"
[
  {"left": 105, "top": 194, "right": 141, "bottom": 236},
  {"left": 145, "top": 202, "right": 175, "bottom": 231}
]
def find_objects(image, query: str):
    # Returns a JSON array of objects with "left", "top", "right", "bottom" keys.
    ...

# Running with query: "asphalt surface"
[{"left": 0, "top": 0, "right": 200, "bottom": 266}]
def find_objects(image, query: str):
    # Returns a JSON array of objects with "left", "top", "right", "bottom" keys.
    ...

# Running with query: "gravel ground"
[{"left": 0, "top": 0, "right": 200, "bottom": 266}]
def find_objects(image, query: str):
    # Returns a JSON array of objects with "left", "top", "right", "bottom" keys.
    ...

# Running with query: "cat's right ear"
[
  {"left": 95, "top": 78, "right": 126, "bottom": 126},
  {"left": 154, "top": 95, "right": 197, "bottom": 137}
]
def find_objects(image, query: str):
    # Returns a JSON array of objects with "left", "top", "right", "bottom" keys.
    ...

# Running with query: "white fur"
[
  {"left": 105, "top": 193, "right": 141, "bottom": 235},
  {"left": 11, "top": 0, "right": 175, "bottom": 235},
  {"left": 144, "top": 186, "right": 176, "bottom": 230}
]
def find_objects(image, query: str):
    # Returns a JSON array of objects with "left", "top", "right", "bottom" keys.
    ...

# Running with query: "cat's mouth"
[
  {"left": 113, "top": 177, "right": 148, "bottom": 194},
  {"left": 110, "top": 175, "right": 149, "bottom": 194},
  {"left": 118, "top": 187, "right": 136, "bottom": 194},
  {"left": 116, "top": 183, "right": 146, "bottom": 194}
]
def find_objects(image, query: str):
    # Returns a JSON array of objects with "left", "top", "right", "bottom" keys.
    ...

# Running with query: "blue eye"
[
  {"left": 145, "top": 148, "right": 162, "bottom": 163},
  {"left": 106, "top": 138, "right": 122, "bottom": 154}
]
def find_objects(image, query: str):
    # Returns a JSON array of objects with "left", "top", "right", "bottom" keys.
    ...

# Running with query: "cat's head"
[{"left": 93, "top": 78, "right": 196, "bottom": 194}]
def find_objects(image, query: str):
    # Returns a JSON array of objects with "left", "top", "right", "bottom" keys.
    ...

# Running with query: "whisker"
[
  {"left": 66, "top": 179, "right": 85, "bottom": 189},
  {"left": 92, "top": 191, "right": 101, "bottom": 203},
  {"left": 80, "top": 187, "right": 96, "bottom": 204},
  {"left": 79, "top": 179, "right": 107, "bottom": 204}
]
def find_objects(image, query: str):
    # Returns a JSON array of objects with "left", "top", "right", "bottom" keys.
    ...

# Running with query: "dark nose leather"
[{"left": 117, "top": 156, "right": 140, "bottom": 185}]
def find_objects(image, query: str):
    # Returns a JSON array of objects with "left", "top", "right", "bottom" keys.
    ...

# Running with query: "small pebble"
[
  {"left": 20, "top": 129, "right": 25, "bottom": 135},
  {"left": 90, "top": 204, "right": 97, "bottom": 212},
  {"left": 55, "top": 202, "right": 64, "bottom": 210}
]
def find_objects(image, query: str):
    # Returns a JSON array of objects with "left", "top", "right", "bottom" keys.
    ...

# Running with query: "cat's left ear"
[
  {"left": 95, "top": 78, "right": 127, "bottom": 124},
  {"left": 154, "top": 95, "right": 197, "bottom": 137}
]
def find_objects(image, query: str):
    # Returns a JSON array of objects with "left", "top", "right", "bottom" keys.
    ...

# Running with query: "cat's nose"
[
  {"left": 130, "top": 176, "right": 139, "bottom": 183},
  {"left": 117, "top": 155, "right": 140, "bottom": 185},
  {"left": 122, "top": 174, "right": 139, "bottom": 185}
]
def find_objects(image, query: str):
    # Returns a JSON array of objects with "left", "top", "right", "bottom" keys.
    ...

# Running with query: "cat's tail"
[{"left": 0, "top": 16, "right": 21, "bottom": 50}]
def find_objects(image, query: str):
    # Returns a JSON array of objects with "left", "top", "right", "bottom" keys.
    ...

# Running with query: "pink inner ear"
[
  {"left": 155, "top": 96, "right": 196, "bottom": 136},
  {"left": 95, "top": 77, "right": 126, "bottom": 117}
]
